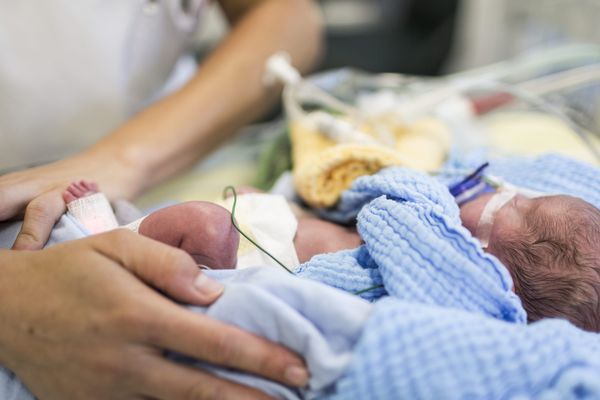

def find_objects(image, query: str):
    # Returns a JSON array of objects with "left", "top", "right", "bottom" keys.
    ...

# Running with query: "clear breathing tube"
[
  {"left": 471, "top": 81, "right": 600, "bottom": 163},
  {"left": 264, "top": 53, "right": 600, "bottom": 162}
]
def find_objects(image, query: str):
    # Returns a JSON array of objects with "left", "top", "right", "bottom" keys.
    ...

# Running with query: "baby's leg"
[
  {"left": 138, "top": 202, "right": 240, "bottom": 269},
  {"left": 294, "top": 217, "right": 362, "bottom": 263}
]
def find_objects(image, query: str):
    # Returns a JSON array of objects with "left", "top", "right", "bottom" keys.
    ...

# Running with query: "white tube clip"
[{"left": 263, "top": 52, "right": 301, "bottom": 87}]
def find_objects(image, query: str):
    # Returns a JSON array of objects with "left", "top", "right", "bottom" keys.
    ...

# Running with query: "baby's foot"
[
  {"left": 64, "top": 180, "right": 119, "bottom": 234},
  {"left": 63, "top": 180, "right": 99, "bottom": 204}
]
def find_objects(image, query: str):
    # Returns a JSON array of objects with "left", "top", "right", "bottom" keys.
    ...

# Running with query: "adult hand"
[
  {"left": 0, "top": 149, "right": 140, "bottom": 250},
  {"left": 0, "top": 230, "right": 308, "bottom": 399}
]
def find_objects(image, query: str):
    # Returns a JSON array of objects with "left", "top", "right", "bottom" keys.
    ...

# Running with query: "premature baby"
[
  {"left": 64, "top": 175, "right": 600, "bottom": 332},
  {"left": 222, "top": 182, "right": 600, "bottom": 332}
]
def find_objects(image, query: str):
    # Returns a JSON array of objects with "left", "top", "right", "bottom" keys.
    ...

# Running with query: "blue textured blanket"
[{"left": 297, "top": 153, "right": 600, "bottom": 399}]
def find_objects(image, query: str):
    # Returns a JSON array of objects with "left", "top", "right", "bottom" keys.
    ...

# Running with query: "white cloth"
[
  {"left": 221, "top": 193, "right": 301, "bottom": 272},
  {"left": 0, "top": 0, "right": 208, "bottom": 173},
  {"left": 123, "top": 216, "right": 147, "bottom": 233}
]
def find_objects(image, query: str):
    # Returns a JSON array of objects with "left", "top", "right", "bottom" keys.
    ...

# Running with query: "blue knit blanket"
[{"left": 298, "top": 154, "right": 600, "bottom": 399}]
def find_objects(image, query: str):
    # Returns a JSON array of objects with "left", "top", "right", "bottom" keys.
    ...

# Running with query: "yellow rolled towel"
[
  {"left": 395, "top": 118, "right": 452, "bottom": 171},
  {"left": 291, "top": 116, "right": 451, "bottom": 208}
]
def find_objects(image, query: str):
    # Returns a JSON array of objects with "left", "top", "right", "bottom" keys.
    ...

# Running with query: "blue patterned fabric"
[
  {"left": 443, "top": 153, "right": 600, "bottom": 209},
  {"left": 302, "top": 166, "right": 525, "bottom": 322},
  {"left": 331, "top": 299, "right": 600, "bottom": 400},
  {"left": 297, "top": 154, "right": 600, "bottom": 399}
]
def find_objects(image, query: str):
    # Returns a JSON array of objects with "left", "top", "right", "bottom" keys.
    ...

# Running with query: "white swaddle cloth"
[{"left": 221, "top": 193, "right": 301, "bottom": 272}]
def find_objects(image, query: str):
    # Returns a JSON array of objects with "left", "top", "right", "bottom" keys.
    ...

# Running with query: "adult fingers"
[
  {"left": 146, "top": 303, "right": 309, "bottom": 388},
  {"left": 0, "top": 176, "right": 44, "bottom": 221},
  {"left": 139, "top": 356, "right": 273, "bottom": 400},
  {"left": 89, "top": 231, "right": 308, "bottom": 386},
  {"left": 12, "top": 190, "right": 66, "bottom": 250},
  {"left": 90, "top": 230, "right": 224, "bottom": 305}
]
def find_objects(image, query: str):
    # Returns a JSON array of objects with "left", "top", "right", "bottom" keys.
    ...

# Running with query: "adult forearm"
[
  {"left": 91, "top": 0, "right": 323, "bottom": 196},
  {"left": 0, "top": 0, "right": 321, "bottom": 251}
]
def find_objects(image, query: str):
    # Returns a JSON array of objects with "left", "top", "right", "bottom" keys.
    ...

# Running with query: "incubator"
[
  {"left": 137, "top": 45, "right": 600, "bottom": 208},
  {"left": 277, "top": 45, "right": 600, "bottom": 160},
  {"left": 263, "top": 45, "right": 600, "bottom": 208}
]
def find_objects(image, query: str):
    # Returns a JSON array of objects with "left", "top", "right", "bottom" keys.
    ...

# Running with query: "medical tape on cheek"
[{"left": 475, "top": 188, "right": 517, "bottom": 248}]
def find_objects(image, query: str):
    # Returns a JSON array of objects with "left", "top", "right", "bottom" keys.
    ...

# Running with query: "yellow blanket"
[{"left": 291, "top": 117, "right": 451, "bottom": 208}]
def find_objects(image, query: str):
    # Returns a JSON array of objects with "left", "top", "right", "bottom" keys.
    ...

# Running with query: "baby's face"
[
  {"left": 463, "top": 192, "right": 600, "bottom": 330},
  {"left": 487, "top": 194, "right": 576, "bottom": 250},
  {"left": 461, "top": 193, "right": 578, "bottom": 254}
]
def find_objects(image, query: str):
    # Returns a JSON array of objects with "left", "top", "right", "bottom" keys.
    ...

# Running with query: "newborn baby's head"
[{"left": 462, "top": 194, "right": 600, "bottom": 331}]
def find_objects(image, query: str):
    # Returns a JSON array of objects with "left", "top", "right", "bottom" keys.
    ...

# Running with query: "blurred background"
[
  {"left": 194, "top": 0, "right": 600, "bottom": 75},
  {"left": 138, "top": 0, "right": 600, "bottom": 205}
]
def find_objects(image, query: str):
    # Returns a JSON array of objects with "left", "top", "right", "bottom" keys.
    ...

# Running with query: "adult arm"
[
  {"left": 0, "top": 230, "right": 308, "bottom": 399},
  {"left": 0, "top": 0, "right": 323, "bottom": 250}
]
